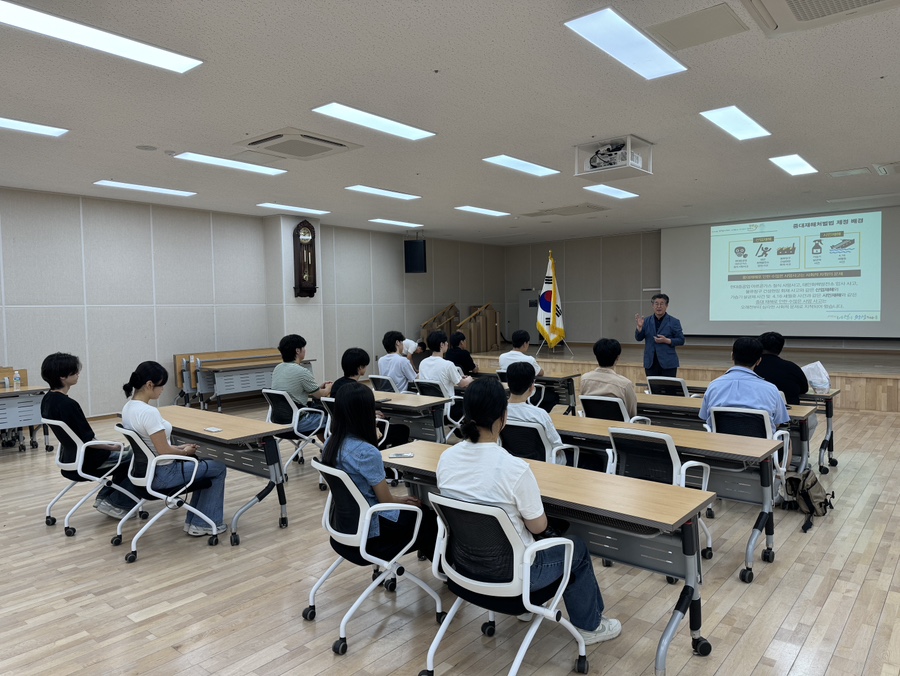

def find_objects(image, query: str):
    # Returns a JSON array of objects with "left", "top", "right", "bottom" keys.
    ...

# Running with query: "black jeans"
[{"left": 645, "top": 353, "right": 677, "bottom": 378}]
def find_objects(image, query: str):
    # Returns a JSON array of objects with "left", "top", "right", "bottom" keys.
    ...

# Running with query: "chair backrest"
[
  {"left": 580, "top": 396, "right": 628, "bottom": 422},
  {"left": 320, "top": 397, "right": 335, "bottom": 438},
  {"left": 369, "top": 374, "right": 399, "bottom": 393},
  {"left": 42, "top": 418, "right": 83, "bottom": 471},
  {"left": 647, "top": 376, "right": 690, "bottom": 397},
  {"left": 496, "top": 369, "right": 508, "bottom": 383},
  {"left": 498, "top": 420, "right": 552, "bottom": 463},
  {"left": 115, "top": 423, "right": 155, "bottom": 488},
  {"left": 262, "top": 388, "right": 299, "bottom": 426},
  {"left": 414, "top": 379, "right": 445, "bottom": 399},
  {"left": 607, "top": 427, "right": 680, "bottom": 485},
  {"left": 430, "top": 493, "right": 523, "bottom": 593},
  {"left": 311, "top": 458, "right": 369, "bottom": 547},
  {"left": 709, "top": 407, "right": 773, "bottom": 439}
]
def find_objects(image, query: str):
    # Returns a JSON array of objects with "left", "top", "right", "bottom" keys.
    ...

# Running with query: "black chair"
[
  {"left": 414, "top": 379, "right": 464, "bottom": 439},
  {"left": 708, "top": 406, "right": 789, "bottom": 492},
  {"left": 303, "top": 459, "right": 443, "bottom": 655},
  {"left": 419, "top": 494, "right": 588, "bottom": 676},
  {"left": 261, "top": 388, "right": 326, "bottom": 472},
  {"left": 369, "top": 374, "right": 399, "bottom": 393},
  {"left": 499, "top": 419, "right": 582, "bottom": 467},
  {"left": 646, "top": 377, "right": 699, "bottom": 398},
  {"left": 580, "top": 395, "right": 651, "bottom": 424}
]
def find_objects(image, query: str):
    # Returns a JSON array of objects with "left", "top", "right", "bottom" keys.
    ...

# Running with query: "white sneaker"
[
  {"left": 186, "top": 523, "right": 227, "bottom": 537},
  {"left": 577, "top": 616, "right": 622, "bottom": 645},
  {"left": 95, "top": 499, "right": 128, "bottom": 519}
]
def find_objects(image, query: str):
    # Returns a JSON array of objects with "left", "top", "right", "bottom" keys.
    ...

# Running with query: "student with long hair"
[
  {"left": 121, "top": 361, "right": 228, "bottom": 536},
  {"left": 436, "top": 378, "right": 621, "bottom": 644},
  {"left": 321, "top": 382, "right": 435, "bottom": 556}
]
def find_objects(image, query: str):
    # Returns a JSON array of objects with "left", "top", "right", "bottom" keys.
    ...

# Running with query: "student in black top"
[
  {"left": 754, "top": 332, "right": 809, "bottom": 405},
  {"left": 444, "top": 331, "right": 479, "bottom": 376},
  {"left": 330, "top": 348, "right": 371, "bottom": 398},
  {"left": 40, "top": 352, "right": 137, "bottom": 518}
]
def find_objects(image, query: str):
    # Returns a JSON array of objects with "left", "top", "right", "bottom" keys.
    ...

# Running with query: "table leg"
[
  {"left": 432, "top": 406, "right": 447, "bottom": 444},
  {"left": 741, "top": 457, "right": 773, "bottom": 583},
  {"left": 819, "top": 399, "right": 837, "bottom": 473},
  {"left": 229, "top": 436, "right": 287, "bottom": 546},
  {"left": 797, "top": 419, "right": 809, "bottom": 473}
]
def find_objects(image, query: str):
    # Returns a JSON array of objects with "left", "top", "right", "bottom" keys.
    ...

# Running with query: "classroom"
[{"left": 2, "top": 2, "right": 900, "bottom": 674}]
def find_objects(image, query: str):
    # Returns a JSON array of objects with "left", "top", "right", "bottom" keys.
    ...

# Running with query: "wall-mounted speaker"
[{"left": 404, "top": 239, "right": 427, "bottom": 273}]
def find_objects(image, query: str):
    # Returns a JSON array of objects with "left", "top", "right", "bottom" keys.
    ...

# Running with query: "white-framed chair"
[
  {"left": 646, "top": 376, "right": 701, "bottom": 398},
  {"left": 419, "top": 494, "right": 589, "bottom": 676},
  {"left": 707, "top": 406, "right": 790, "bottom": 488},
  {"left": 43, "top": 418, "right": 141, "bottom": 536},
  {"left": 414, "top": 379, "right": 464, "bottom": 439},
  {"left": 369, "top": 374, "right": 399, "bottom": 393},
  {"left": 261, "top": 388, "right": 326, "bottom": 472},
  {"left": 579, "top": 395, "right": 652, "bottom": 425},
  {"left": 115, "top": 424, "right": 219, "bottom": 563},
  {"left": 499, "top": 419, "right": 584, "bottom": 468},
  {"left": 302, "top": 459, "right": 443, "bottom": 656},
  {"left": 607, "top": 427, "right": 714, "bottom": 562}
]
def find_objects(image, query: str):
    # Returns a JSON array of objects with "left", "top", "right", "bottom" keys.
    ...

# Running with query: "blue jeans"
[
  {"left": 151, "top": 458, "right": 227, "bottom": 527},
  {"left": 297, "top": 411, "right": 324, "bottom": 434},
  {"left": 530, "top": 536, "right": 604, "bottom": 631}
]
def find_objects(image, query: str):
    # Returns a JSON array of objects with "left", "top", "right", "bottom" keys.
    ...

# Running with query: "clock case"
[{"left": 293, "top": 220, "right": 317, "bottom": 298}]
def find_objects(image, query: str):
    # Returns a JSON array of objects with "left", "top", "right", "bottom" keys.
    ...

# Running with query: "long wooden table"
[
  {"left": 383, "top": 440, "right": 715, "bottom": 675},
  {"left": 635, "top": 393, "right": 816, "bottom": 473},
  {"left": 552, "top": 414, "right": 783, "bottom": 584},
  {"left": 638, "top": 379, "right": 842, "bottom": 473},
  {"left": 1, "top": 384, "right": 49, "bottom": 452},
  {"left": 159, "top": 406, "right": 292, "bottom": 544},
  {"left": 375, "top": 392, "right": 451, "bottom": 443}
]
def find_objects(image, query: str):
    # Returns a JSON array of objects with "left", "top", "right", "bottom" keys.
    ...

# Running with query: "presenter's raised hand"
[{"left": 635, "top": 313, "right": 644, "bottom": 330}]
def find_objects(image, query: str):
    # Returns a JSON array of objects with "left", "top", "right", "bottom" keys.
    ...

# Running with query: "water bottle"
[{"left": 13, "top": 371, "right": 21, "bottom": 390}]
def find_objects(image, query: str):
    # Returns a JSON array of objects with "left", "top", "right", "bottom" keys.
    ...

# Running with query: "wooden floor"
[{"left": 3, "top": 404, "right": 900, "bottom": 675}]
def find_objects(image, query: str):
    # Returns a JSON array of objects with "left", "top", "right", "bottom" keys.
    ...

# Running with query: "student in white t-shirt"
[
  {"left": 505, "top": 361, "right": 569, "bottom": 465},
  {"left": 417, "top": 330, "right": 473, "bottom": 419},
  {"left": 436, "top": 378, "right": 621, "bottom": 645},
  {"left": 379, "top": 331, "right": 418, "bottom": 392},
  {"left": 498, "top": 330, "right": 559, "bottom": 413}
]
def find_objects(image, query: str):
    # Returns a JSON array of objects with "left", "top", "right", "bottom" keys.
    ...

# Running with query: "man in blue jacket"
[{"left": 634, "top": 294, "right": 685, "bottom": 376}]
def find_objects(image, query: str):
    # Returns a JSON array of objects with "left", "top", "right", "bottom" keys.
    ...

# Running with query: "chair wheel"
[
  {"left": 111, "top": 535, "right": 122, "bottom": 546},
  {"left": 706, "top": 507, "right": 715, "bottom": 518},
  {"left": 436, "top": 611, "right": 446, "bottom": 624},
  {"left": 46, "top": 445, "right": 54, "bottom": 453},
  {"left": 761, "top": 548, "right": 775, "bottom": 563},
  {"left": 298, "top": 456, "right": 305, "bottom": 464},
  {"left": 302, "top": 605, "right": 316, "bottom": 621},
  {"left": 30, "top": 440, "right": 38, "bottom": 449},
  {"left": 481, "top": 620, "right": 495, "bottom": 636},
  {"left": 574, "top": 654, "right": 589, "bottom": 673},
  {"left": 19, "top": 444, "right": 26, "bottom": 452},
  {"left": 45, "top": 516, "right": 56, "bottom": 526},
  {"left": 332, "top": 637, "right": 348, "bottom": 655},
  {"left": 692, "top": 637, "right": 712, "bottom": 656},
  {"left": 231, "top": 532, "right": 240, "bottom": 546},
  {"left": 701, "top": 548, "right": 713, "bottom": 560},
  {"left": 829, "top": 458, "right": 838, "bottom": 467},
  {"left": 139, "top": 511, "right": 149, "bottom": 520},
  {"left": 208, "top": 535, "right": 218, "bottom": 546},
  {"left": 601, "top": 559, "right": 612, "bottom": 567},
  {"left": 739, "top": 568, "right": 754, "bottom": 583},
  {"left": 665, "top": 576, "right": 678, "bottom": 585},
  {"left": 319, "top": 483, "right": 327, "bottom": 491},
  {"left": 125, "top": 552, "right": 137, "bottom": 563},
  {"left": 64, "top": 527, "right": 76, "bottom": 537},
  {"left": 384, "top": 578, "right": 397, "bottom": 592},
  {"left": 372, "top": 569, "right": 382, "bottom": 582},
  {"left": 819, "top": 466, "right": 829, "bottom": 475},
  {"left": 390, "top": 479, "right": 399, "bottom": 487},
  {"left": 280, "top": 516, "right": 288, "bottom": 528},
  {"left": 418, "top": 671, "right": 434, "bottom": 676}
]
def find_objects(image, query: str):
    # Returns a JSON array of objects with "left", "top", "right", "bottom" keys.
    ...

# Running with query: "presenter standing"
[{"left": 635, "top": 293, "right": 684, "bottom": 377}]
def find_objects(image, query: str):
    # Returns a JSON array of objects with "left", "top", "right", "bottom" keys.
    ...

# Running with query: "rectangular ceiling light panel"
[
  {"left": 175, "top": 152, "right": 286, "bottom": 175},
  {"left": 565, "top": 7, "right": 687, "bottom": 80},
  {"left": 345, "top": 185, "right": 420, "bottom": 200},
  {"left": 0, "top": 115, "right": 67, "bottom": 136},
  {"left": 769, "top": 154, "right": 817, "bottom": 176},
  {"left": 369, "top": 218, "right": 423, "bottom": 228},
  {"left": 0, "top": 0, "right": 202, "bottom": 73},
  {"left": 583, "top": 184, "right": 638, "bottom": 199},
  {"left": 700, "top": 105, "right": 770, "bottom": 140},
  {"left": 313, "top": 102, "right": 434, "bottom": 140},
  {"left": 257, "top": 202, "right": 329, "bottom": 215},
  {"left": 94, "top": 180, "right": 195, "bottom": 196},
  {"left": 483, "top": 155, "right": 559, "bottom": 176},
  {"left": 455, "top": 205, "right": 510, "bottom": 217}
]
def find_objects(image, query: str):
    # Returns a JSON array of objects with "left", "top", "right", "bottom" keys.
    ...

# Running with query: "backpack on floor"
[{"left": 782, "top": 468, "right": 834, "bottom": 532}]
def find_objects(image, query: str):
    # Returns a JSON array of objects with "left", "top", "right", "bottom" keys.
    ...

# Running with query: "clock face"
[{"left": 298, "top": 227, "right": 313, "bottom": 244}]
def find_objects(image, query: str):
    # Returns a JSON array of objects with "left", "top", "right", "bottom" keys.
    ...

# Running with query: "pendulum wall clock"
[{"left": 293, "top": 220, "right": 317, "bottom": 298}]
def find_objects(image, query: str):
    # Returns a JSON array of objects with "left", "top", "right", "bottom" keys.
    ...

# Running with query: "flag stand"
[{"left": 535, "top": 339, "right": 575, "bottom": 358}]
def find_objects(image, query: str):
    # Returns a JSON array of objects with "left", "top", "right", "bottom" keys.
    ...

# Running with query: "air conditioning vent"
[
  {"left": 236, "top": 127, "right": 361, "bottom": 161},
  {"left": 741, "top": 0, "right": 900, "bottom": 34},
  {"left": 521, "top": 203, "right": 610, "bottom": 217},
  {"left": 874, "top": 162, "right": 900, "bottom": 175}
]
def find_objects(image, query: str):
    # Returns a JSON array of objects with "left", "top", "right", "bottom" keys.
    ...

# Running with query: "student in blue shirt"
[{"left": 700, "top": 337, "right": 790, "bottom": 429}]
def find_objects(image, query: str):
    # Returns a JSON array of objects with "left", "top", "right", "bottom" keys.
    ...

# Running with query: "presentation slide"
[{"left": 709, "top": 211, "right": 882, "bottom": 322}]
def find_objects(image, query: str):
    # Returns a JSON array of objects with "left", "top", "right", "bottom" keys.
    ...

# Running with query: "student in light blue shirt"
[{"left": 700, "top": 337, "right": 790, "bottom": 429}]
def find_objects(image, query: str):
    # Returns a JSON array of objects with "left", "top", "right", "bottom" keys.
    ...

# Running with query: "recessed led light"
[
  {"left": 565, "top": 7, "right": 687, "bottom": 80},
  {"left": 175, "top": 152, "right": 286, "bottom": 175},
  {"left": 700, "top": 106, "right": 770, "bottom": 140},
  {"left": 583, "top": 184, "right": 638, "bottom": 199},
  {"left": 0, "top": 115, "right": 68, "bottom": 137},
  {"left": 313, "top": 102, "right": 434, "bottom": 140},
  {"left": 369, "top": 218, "right": 423, "bottom": 228},
  {"left": 483, "top": 155, "right": 559, "bottom": 177},
  {"left": 94, "top": 180, "right": 195, "bottom": 197},
  {"left": 0, "top": 0, "right": 202, "bottom": 73},
  {"left": 345, "top": 185, "right": 420, "bottom": 200},
  {"left": 256, "top": 202, "right": 329, "bottom": 215},
  {"left": 455, "top": 206, "right": 510, "bottom": 217},
  {"left": 769, "top": 154, "right": 817, "bottom": 176}
]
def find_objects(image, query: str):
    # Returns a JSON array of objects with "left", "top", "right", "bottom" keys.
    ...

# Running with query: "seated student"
[
  {"left": 40, "top": 352, "right": 137, "bottom": 518},
  {"left": 271, "top": 334, "right": 332, "bottom": 433},
  {"left": 755, "top": 332, "right": 810, "bottom": 406},
  {"left": 330, "top": 347, "right": 370, "bottom": 398},
  {"left": 437, "top": 378, "right": 621, "bottom": 644},
  {"left": 699, "top": 337, "right": 790, "bottom": 431},
  {"left": 401, "top": 337, "right": 426, "bottom": 362},
  {"left": 498, "top": 330, "right": 559, "bottom": 413},
  {"left": 418, "top": 330, "right": 474, "bottom": 407},
  {"left": 580, "top": 338, "right": 637, "bottom": 419},
  {"left": 321, "top": 382, "right": 436, "bottom": 558},
  {"left": 121, "top": 361, "right": 227, "bottom": 536},
  {"left": 378, "top": 331, "right": 418, "bottom": 392},
  {"left": 445, "top": 331, "right": 479, "bottom": 376},
  {"left": 506, "top": 362, "right": 569, "bottom": 465}
]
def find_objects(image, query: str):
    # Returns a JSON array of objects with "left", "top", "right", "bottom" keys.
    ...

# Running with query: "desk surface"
[
  {"left": 159, "top": 406, "right": 291, "bottom": 444},
  {"left": 0, "top": 385, "right": 46, "bottom": 397},
  {"left": 383, "top": 440, "right": 714, "bottom": 532},
  {"left": 376, "top": 393, "right": 450, "bottom": 409},
  {"left": 551, "top": 413, "right": 782, "bottom": 462},
  {"left": 635, "top": 393, "right": 816, "bottom": 421},
  {"left": 639, "top": 379, "right": 840, "bottom": 400},
  {"left": 538, "top": 371, "right": 582, "bottom": 381}
]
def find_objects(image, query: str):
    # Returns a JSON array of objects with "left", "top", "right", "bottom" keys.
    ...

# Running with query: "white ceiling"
[{"left": 2, "top": 0, "right": 899, "bottom": 245}]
